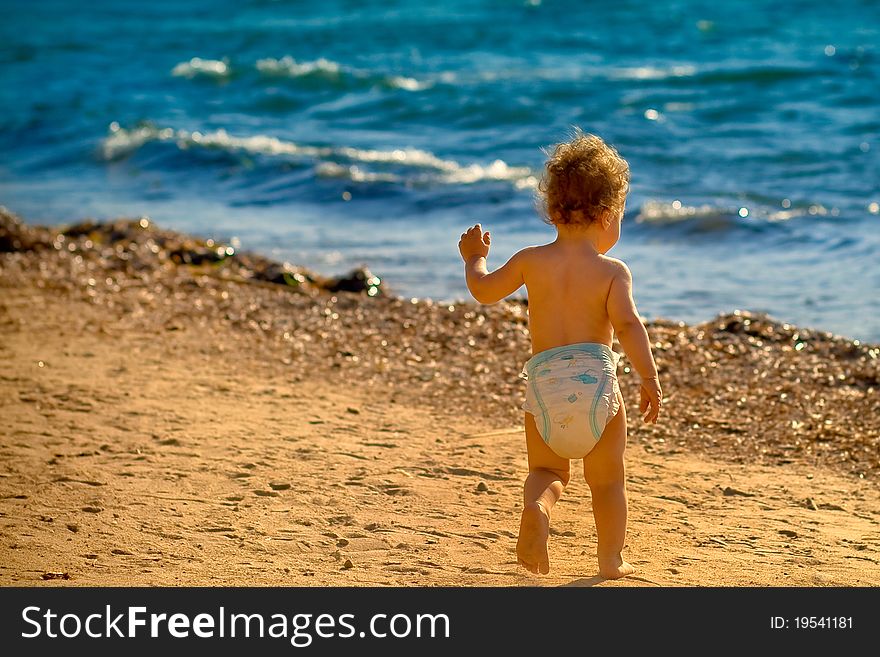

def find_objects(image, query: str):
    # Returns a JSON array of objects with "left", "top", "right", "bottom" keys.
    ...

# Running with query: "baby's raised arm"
[
  {"left": 458, "top": 224, "right": 526, "bottom": 304},
  {"left": 606, "top": 260, "right": 662, "bottom": 423}
]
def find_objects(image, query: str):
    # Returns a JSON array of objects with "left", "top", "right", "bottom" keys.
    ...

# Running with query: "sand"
[{"left": 1, "top": 210, "right": 878, "bottom": 586}]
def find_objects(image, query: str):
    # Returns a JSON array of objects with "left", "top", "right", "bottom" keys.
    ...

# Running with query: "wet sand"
[{"left": 1, "top": 208, "right": 878, "bottom": 586}]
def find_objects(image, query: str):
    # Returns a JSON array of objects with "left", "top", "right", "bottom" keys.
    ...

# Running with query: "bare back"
[{"left": 521, "top": 242, "right": 618, "bottom": 354}]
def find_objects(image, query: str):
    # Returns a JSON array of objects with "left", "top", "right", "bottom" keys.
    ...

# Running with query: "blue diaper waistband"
[{"left": 522, "top": 342, "right": 619, "bottom": 380}]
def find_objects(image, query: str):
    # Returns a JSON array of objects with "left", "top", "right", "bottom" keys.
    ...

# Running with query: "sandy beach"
[{"left": 1, "top": 208, "right": 878, "bottom": 586}]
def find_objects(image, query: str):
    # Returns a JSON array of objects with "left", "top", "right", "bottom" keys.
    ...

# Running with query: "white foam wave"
[
  {"left": 101, "top": 123, "right": 337, "bottom": 161},
  {"left": 767, "top": 209, "right": 802, "bottom": 221},
  {"left": 101, "top": 122, "right": 168, "bottom": 160},
  {"left": 171, "top": 57, "right": 230, "bottom": 79},
  {"left": 635, "top": 200, "right": 730, "bottom": 224},
  {"left": 99, "top": 123, "right": 535, "bottom": 188},
  {"left": 254, "top": 56, "right": 431, "bottom": 91},
  {"left": 609, "top": 65, "right": 697, "bottom": 81},
  {"left": 316, "top": 159, "right": 535, "bottom": 187},
  {"left": 334, "top": 145, "right": 457, "bottom": 171},
  {"left": 170, "top": 56, "right": 694, "bottom": 90},
  {"left": 767, "top": 204, "right": 832, "bottom": 221},
  {"left": 316, "top": 162, "right": 400, "bottom": 183},
  {"left": 636, "top": 200, "right": 830, "bottom": 226},
  {"left": 386, "top": 75, "right": 431, "bottom": 91},
  {"left": 433, "top": 64, "right": 697, "bottom": 86},
  {"left": 444, "top": 160, "right": 534, "bottom": 185},
  {"left": 255, "top": 56, "right": 341, "bottom": 77}
]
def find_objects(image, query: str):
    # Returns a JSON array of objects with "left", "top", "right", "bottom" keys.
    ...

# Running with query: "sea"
[{"left": 1, "top": 0, "right": 878, "bottom": 340}]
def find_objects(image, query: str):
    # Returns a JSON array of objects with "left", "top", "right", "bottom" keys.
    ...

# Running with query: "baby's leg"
[
  {"left": 517, "top": 412, "right": 570, "bottom": 574},
  {"left": 582, "top": 392, "right": 634, "bottom": 579}
]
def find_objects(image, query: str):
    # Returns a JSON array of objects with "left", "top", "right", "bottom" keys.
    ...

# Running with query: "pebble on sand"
[
  {"left": 722, "top": 486, "right": 754, "bottom": 497},
  {"left": 40, "top": 572, "right": 71, "bottom": 580}
]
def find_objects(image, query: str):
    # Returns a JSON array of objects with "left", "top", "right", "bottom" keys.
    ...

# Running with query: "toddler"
[{"left": 457, "top": 130, "right": 662, "bottom": 579}]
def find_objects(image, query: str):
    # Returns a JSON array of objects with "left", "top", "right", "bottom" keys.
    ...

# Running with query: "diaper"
[{"left": 520, "top": 342, "right": 621, "bottom": 459}]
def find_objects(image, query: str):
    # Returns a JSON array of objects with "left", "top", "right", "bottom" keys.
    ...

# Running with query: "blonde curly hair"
[{"left": 537, "top": 129, "right": 630, "bottom": 226}]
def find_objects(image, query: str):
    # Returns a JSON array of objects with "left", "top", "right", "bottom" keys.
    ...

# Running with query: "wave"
[
  {"left": 444, "top": 160, "right": 535, "bottom": 186},
  {"left": 433, "top": 64, "right": 698, "bottom": 86},
  {"left": 690, "top": 65, "right": 818, "bottom": 86},
  {"left": 222, "top": 55, "right": 431, "bottom": 91},
  {"left": 609, "top": 64, "right": 815, "bottom": 87},
  {"left": 168, "top": 57, "right": 815, "bottom": 95},
  {"left": 167, "top": 55, "right": 431, "bottom": 91},
  {"left": 255, "top": 56, "right": 341, "bottom": 78},
  {"left": 255, "top": 56, "right": 431, "bottom": 91},
  {"left": 315, "top": 162, "right": 401, "bottom": 183},
  {"left": 316, "top": 159, "right": 536, "bottom": 187},
  {"left": 608, "top": 65, "right": 697, "bottom": 81},
  {"left": 171, "top": 57, "right": 231, "bottom": 79},
  {"left": 635, "top": 200, "right": 837, "bottom": 230},
  {"left": 635, "top": 200, "right": 735, "bottom": 225},
  {"left": 385, "top": 75, "right": 429, "bottom": 91},
  {"left": 99, "top": 122, "right": 535, "bottom": 188}
]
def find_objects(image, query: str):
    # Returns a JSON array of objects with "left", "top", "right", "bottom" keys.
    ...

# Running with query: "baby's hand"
[
  {"left": 638, "top": 376, "right": 662, "bottom": 424},
  {"left": 458, "top": 224, "right": 490, "bottom": 261}
]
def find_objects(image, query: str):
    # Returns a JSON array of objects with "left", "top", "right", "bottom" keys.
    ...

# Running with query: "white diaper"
[{"left": 521, "top": 342, "right": 621, "bottom": 459}]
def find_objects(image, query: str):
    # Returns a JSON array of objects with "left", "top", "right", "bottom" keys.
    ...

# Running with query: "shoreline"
[
  {"left": 2, "top": 206, "right": 878, "bottom": 479},
  {"left": 6, "top": 205, "right": 877, "bottom": 345},
  {"left": 1, "top": 206, "right": 879, "bottom": 586}
]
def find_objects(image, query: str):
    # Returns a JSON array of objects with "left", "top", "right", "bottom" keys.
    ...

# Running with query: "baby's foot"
[
  {"left": 516, "top": 502, "right": 550, "bottom": 575},
  {"left": 599, "top": 556, "right": 635, "bottom": 580}
]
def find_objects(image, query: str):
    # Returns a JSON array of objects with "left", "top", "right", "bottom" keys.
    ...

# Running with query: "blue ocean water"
[{"left": 1, "top": 0, "right": 878, "bottom": 340}]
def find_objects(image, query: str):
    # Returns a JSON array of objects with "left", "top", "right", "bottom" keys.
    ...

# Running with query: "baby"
[{"left": 457, "top": 130, "right": 662, "bottom": 579}]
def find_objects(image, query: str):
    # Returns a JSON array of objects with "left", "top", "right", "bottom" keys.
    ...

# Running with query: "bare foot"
[
  {"left": 599, "top": 557, "right": 635, "bottom": 580},
  {"left": 517, "top": 502, "right": 550, "bottom": 574}
]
